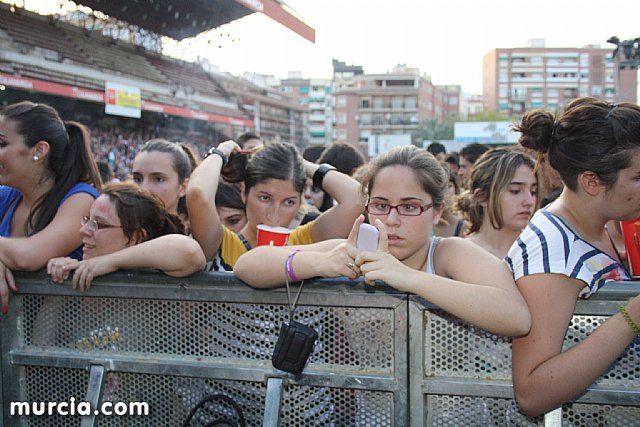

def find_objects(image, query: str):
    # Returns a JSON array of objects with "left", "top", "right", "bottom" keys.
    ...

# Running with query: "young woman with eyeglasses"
[
  {"left": 47, "top": 182, "right": 205, "bottom": 290},
  {"left": 234, "top": 145, "right": 531, "bottom": 336},
  {"left": 0, "top": 101, "right": 102, "bottom": 313}
]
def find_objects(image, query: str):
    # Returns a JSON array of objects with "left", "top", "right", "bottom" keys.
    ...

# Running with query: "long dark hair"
[
  {"left": 515, "top": 97, "right": 640, "bottom": 191},
  {"left": 0, "top": 101, "right": 102, "bottom": 234},
  {"left": 222, "top": 141, "right": 306, "bottom": 195},
  {"left": 103, "top": 182, "right": 185, "bottom": 243},
  {"left": 137, "top": 139, "right": 198, "bottom": 217}
]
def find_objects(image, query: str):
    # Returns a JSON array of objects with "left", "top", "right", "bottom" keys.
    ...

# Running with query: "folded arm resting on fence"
[
  {"left": 512, "top": 273, "right": 640, "bottom": 417},
  {"left": 237, "top": 222, "right": 531, "bottom": 337},
  {"left": 47, "top": 234, "right": 206, "bottom": 291}
]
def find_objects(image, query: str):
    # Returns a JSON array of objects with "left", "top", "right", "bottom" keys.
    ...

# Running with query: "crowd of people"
[{"left": 1, "top": 97, "right": 640, "bottom": 421}]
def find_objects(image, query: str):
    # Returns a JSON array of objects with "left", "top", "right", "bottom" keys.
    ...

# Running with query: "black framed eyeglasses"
[
  {"left": 80, "top": 216, "right": 122, "bottom": 231},
  {"left": 365, "top": 202, "right": 434, "bottom": 216}
]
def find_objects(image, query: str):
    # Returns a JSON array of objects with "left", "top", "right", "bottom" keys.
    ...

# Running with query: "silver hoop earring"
[{"left": 32, "top": 155, "right": 39, "bottom": 161}]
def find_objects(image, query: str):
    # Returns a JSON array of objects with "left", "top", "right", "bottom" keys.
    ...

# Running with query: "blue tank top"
[{"left": 0, "top": 183, "right": 99, "bottom": 260}]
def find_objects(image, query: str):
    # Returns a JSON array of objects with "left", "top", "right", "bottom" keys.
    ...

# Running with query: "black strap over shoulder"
[{"left": 236, "top": 232, "right": 252, "bottom": 252}]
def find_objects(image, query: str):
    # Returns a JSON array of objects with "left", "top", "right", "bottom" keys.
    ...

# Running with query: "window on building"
[
  {"left": 359, "top": 113, "right": 371, "bottom": 125},
  {"left": 373, "top": 97, "right": 384, "bottom": 109},
  {"left": 337, "top": 113, "right": 347, "bottom": 124},
  {"left": 404, "top": 97, "right": 417, "bottom": 109},
  {"left": 337, "top": 96, "right": 347, "bottom": 108},
  {"left": 391, "top": 96, "right": 403, "bottom": 109},
  {"left": 361, "top": 98, "right": 371, "bottom": 108},
  {"left": 592, "top": 86, "right": 603, "bottom": 97}
]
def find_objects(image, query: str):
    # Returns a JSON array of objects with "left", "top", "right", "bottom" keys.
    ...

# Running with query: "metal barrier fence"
[
  {"left": 409, "top": 281, "right": 640, "bottom": 427},
  {"left": 0, "top": 271, "right": 638, "bottom": 426}
]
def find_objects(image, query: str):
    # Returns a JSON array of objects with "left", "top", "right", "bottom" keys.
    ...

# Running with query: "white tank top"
[{"left": 425, "top": 236, "right": 441, "bottom": 275}]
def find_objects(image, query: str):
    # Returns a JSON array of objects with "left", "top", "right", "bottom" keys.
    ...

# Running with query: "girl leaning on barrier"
[
  {"left": 47, "top": 182, "right": 205, "bottom": 290},
  {"left": 0, "top": 101, "right": 102, "bottom": 313},
  {"left": 455, "top": 146, "right": 539, "bottom": 259},
  {"left": 186, "top": 140, "right": 365, "bottom": 271},
  {"left": 234, "top": 145, "right": 531, "bottom": 337},
  {"left": 506, "top": 97, "right": 640, "bottom": 416}
]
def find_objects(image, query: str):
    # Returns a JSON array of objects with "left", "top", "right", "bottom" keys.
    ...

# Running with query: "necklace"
[{"left": 604, "top": 223, "right": 631, "bottom": 277}]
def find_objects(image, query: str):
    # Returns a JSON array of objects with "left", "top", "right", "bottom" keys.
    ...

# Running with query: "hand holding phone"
[{"left": 357, "top": 223, "right": 379, "bottom": 251}]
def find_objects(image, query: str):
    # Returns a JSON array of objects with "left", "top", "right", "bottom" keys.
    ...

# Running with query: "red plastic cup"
[
  {"left": 256, "top": 225, "right": 291, "bottom": 246},
  {"left": 621, "top": 219, "right": 640, "bottom": 277}
]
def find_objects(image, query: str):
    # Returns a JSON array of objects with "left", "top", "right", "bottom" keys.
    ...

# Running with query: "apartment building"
[
  {"left": 278, "top": 74, "right": 335, "bottom": 146},
  {"left": 217, "top": 73, "right": 309, "bottom": 147},
  {"left": 333, "top": 64, "right": 461, "bottom": 151},
  {"left": 483, "top": 39, "right": 637, "bottom": 115}
]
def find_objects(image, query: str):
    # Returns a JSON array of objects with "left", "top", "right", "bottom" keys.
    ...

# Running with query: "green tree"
[
  {"left": 411, "top": 119, "right": 453, "bottom": 146},
  {"left": 464, "top": 111, "right": 511, "bottom": 122}
]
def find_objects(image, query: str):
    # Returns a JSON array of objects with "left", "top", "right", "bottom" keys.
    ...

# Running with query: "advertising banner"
[{"left": 105, "top": 82, "right": 141, "bottom": 118}]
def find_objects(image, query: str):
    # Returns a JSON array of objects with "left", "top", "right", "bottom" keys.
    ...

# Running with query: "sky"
[{"left": 16, "top": 0, "right": 640, "bottom": 95}]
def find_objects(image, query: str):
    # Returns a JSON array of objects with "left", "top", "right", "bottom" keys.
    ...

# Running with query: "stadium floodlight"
[
  {"left": 621, "top": 40, "right": 634, "bottom": 59},
  {"left": 607, "top": 36, "right": 620, "bottom": 59},
  {"left": 607, "top": 36, "right": 640, "bottom": 101}
]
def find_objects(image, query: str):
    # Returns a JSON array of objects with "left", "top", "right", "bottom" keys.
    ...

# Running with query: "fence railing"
[
  {"left": 1, "top": 271, "right": 638, "bottom": 426},
  {"left": 409, "top": 280, "right": 640, "bottom": 426}
]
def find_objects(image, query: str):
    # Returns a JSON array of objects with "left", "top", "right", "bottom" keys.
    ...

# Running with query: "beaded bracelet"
[
  {"left": 619, "top": 305, "right": 640, "bottom": 337},
  {"left": 286, "top": 250, "right": 302, "bottom": 282}
]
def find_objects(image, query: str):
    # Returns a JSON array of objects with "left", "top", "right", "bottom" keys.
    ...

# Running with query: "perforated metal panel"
[
  {"left": 564, "top": 316, "right": 640, "bottom": 387},
  {"left": 22, "top": 295, "right": 395, "bottom": 373},
  {"left": 23, "top": 366, "right": 86, "bottom": 427},
  {"left": 562, "top": 402, "right": 640, "bottom": 427},
  {"left": 22, "top": 367, "right": 393, "bottom": 426},
  {"left": 425, "top": 310, "right": 512, "bottom": 380},
  {"left": 5, "top": 273, "right": 638, "bottom": 427},
  {"left": 11, "top": 288, "right": 400, "bottom": 426},
  {"left": 418, "top": 307, "right": 640, "bottom": 426},
  {"left": 426, "top": 395, "right": 541, "bottom": 426}
]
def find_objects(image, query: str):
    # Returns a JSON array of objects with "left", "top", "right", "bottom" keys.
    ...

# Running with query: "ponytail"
[{"left": 0, "top": 102, "right": 101, "bottom": 235}]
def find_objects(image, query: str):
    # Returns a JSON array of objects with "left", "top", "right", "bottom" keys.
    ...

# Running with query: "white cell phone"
[{"left": 357, "top": 223, "right": 379, "bottom": 251}]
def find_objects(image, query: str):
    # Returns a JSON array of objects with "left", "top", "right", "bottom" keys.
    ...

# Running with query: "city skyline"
[
  {"left": 17, "top": 0, "right": 640, "bottom": 95},
  {"left": 168, "top": 0, "right": 640, "bottom": 95}
]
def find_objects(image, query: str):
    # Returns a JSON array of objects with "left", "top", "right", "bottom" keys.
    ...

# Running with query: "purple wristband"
[{"left": 286, "top": 250, "right": 302, "bottom": 281}]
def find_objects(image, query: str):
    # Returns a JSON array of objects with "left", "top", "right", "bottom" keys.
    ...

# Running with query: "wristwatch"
[
  {"left": 313, "top": 163, "right": 337, "bottom": 191},
  {"left": 204, "top": 147, "right": 228, "bottom": 166}
]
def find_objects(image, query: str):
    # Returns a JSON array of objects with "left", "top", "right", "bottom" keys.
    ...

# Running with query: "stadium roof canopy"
[{"left": 73, "top": 0, "right": 315, "bottom": 42}]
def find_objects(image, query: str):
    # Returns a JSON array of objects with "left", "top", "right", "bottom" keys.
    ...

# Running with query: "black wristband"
[
  {"left": 205, "top": 147, "right": 228, "bottom": 167},
  {"left": 313, "top": 163, "right": 337, "bottom": 191}
]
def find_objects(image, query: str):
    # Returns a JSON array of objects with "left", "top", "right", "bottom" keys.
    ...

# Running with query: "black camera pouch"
[
  {"left": 272, "top": 253, "right": 318, "bottom": 375},
  {"left": 272, "top": 320, "right": 317, "bottom": 374}
]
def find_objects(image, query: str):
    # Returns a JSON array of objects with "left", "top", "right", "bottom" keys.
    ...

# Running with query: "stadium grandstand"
[{"left": 0, "top": 0, "right": 313, "bottom": 179}]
